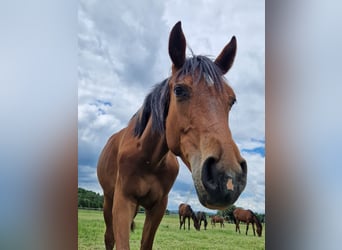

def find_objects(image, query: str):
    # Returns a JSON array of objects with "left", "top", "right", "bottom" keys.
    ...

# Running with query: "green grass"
[{"left": 78, "top": 209, "right": 265, "bottom": 250}]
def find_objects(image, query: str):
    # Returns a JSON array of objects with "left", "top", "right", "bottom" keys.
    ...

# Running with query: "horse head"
[
  {"left": 257, "top": 226, "right": 262, "bottom": 237},
  {"left": 165, "top": 21, "right": 247, "bottom": 209},
  {"left": 192, "top": 211, "right": 201, "bottom": 231}
]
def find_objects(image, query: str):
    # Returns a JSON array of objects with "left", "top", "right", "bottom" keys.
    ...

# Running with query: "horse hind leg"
[
  {"left": 103, "top": 195, "right": 115, "bottom": 250},
  {"left": 179, "top": 214, "right": 183, "bottom": 230},
  {"left": 236, "top": 221, "right": 241, "bottom": 234},
  {"left": 180, "top": 217, "right": 185, "bottom": 230},
  {"left": 246, "top": 222, "right": 249, "bottom": 235}
]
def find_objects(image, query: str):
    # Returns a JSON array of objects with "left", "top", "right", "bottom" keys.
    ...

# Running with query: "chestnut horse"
[
  {"left": 211, "top": 215, "right": 225, "bottom": 228},
  {"left": 196, "top": 211, "right": 208, "bottom": 230},
  {"left": 178, "top": 203, "right": 200, "bottom": 230},
  {"left": 97, "top": 21, "right": 247, "bottom": 250},
  {"left": 233, "top": 208, "right": 262, "bottom": 237}
]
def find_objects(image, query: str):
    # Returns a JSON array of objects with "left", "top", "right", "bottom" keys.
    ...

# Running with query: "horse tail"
[{"left": 233, "top": 216, "right": 237, "bottom": 225}]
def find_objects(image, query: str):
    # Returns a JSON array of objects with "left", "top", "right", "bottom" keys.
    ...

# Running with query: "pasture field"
[{"left": 78, "top": 209, "right": 265, "bottom": 250}]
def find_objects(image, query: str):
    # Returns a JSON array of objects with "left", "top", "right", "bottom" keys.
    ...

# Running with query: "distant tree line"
[
  {"left": 78, "top": 187, "right": 104, "bottom": 209},
  {"left": 78, "top": 187, "right": 265, "bottom": 222},
  {"left": 78, "top": 188, "right": 169, "bottom": 214}
]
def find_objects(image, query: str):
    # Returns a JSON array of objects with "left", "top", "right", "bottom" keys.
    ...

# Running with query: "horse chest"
[{"left": 131, "top": 176, "right": 165, "bottom": 208}]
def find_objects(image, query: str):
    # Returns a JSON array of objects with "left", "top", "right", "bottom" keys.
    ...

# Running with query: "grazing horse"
[
  {"left": 196, "top": 211, "right": 208, "bottom": 230},
  {"left": 233, "top": 208, "right": 263, "bottom": 237},
  {"left": 211, "top": 215, "right": 225, "bottom": 228},
  {"left": 179, "top": 203, "right": 200, "bottom": 230},
  {"left": 97, "top": 21, "right": 247, "bottom": 250}
]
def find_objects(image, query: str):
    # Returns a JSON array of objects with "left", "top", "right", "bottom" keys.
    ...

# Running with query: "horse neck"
[
  {"left": 134, "top": 117, "right": 169, "bottom": 164},
  {"left": 191, "top": 212, "right": 198, "bottom": 222},
  {"left": 187, "top": 207, "right": 194, "bottom": 218}
]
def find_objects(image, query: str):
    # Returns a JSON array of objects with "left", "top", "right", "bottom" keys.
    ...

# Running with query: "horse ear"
[
  {"left": 168, "top": 21, "right": 186, "bottom": 69},
  {"left": 214, "top": 36, "right": 237, "bottom": 75}
]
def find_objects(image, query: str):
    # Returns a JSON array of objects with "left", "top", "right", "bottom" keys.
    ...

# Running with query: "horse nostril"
[
  {"left": 202, "top": 157, "right": 218, "bottom": 191},
  {"left": 240, "top": 160, "right": 247, "bottom": 174}
]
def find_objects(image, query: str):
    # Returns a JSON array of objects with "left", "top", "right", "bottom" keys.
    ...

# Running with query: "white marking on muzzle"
[{"left": 226, "top": 178, "right": 234, "bottom": 191}]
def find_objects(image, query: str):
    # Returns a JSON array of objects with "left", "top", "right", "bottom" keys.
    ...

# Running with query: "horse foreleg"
[
  {"left": 252, "top": 222, "right": 256, "bottom": 236},
  {"left": 188, "top": 216, "right": 190, "bottom": 230},
  {"left": 140, "top": 196, "right": 168, "bottom": 250},
  {"left": 112, "top": 190, "right": 137, "bottom": 250},
  {"left": 103, "top": 195, "right": 114, "bottom": 250},
  {"left": 246, "top": 222, "right": 249, "bottom": 235}
]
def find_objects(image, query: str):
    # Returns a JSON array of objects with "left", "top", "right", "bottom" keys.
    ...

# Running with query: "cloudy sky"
[{"left": 78, "top": 0, "right": 264, "bottom": 213}]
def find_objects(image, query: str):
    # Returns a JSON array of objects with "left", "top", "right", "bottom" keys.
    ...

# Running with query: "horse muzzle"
[{"left": 194, "top": 157, "right": 247, "bottom": 209}]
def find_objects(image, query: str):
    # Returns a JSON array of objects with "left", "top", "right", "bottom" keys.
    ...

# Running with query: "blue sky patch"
[{"left": 242, "top": 147, "right": 265, "bottom": 157}]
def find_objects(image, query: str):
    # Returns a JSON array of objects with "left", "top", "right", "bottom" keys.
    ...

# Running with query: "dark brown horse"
[
  {"left": 211, "top": 215, "right": 225, "bottom": 228},
  {"left": 196, "top": 211, "right": 208, "bottom": 230},
  {"left": 97, "top": 21, "right": 247, "bottom": 249},
  {"left": 233, "top": 208, "right": 262, "bottom": 237},
  {"left": 179, "top": 203, "right": 200, "bottom": 230}
]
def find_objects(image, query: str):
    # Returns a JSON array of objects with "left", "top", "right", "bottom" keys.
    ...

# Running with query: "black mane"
[
  {"left": 133, "top": 79, "right": 170, "bottom": 137},
  {"left": 133, "top": 55, "right": 225, "bottom": 137}
]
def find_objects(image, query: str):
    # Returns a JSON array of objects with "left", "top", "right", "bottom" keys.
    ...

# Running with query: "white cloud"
[
  {"left": 235, "top": 152, "right": 265, "bottom": 213},
  {"left": 78, "top": 165, "right": 103, "bottom": 194}
]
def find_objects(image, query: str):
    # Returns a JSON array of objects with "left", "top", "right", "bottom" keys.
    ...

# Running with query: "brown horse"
[
  {"left": 233, "top": 208, "right": 262, "bottom": 237},
  {"left": 196, "top": 211, "right": 208, "bottom": 230},
  {"left": 97, "top": 21, "right": 247, "bottom": 250},
  {"left": 179, "top": 203, "right": 200, "bottom": 230},
  {"left": 211, "top": 215, "right": 225, "bottom": 228}
]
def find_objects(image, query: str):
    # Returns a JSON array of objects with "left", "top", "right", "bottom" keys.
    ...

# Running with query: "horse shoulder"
[
  {"left": 97, "top": 128, "right": 126, "bottom": 196},
  {"left": 148, "top": 152, "right": 179, "bottom": 197}
]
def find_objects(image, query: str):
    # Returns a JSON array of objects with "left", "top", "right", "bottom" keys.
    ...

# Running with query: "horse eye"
[
  {"left": 229, "top": 96, "right": 236, "bottom": 107},
  {"left": 173, "top": 85, "right": 189, "bottom": 99}
]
